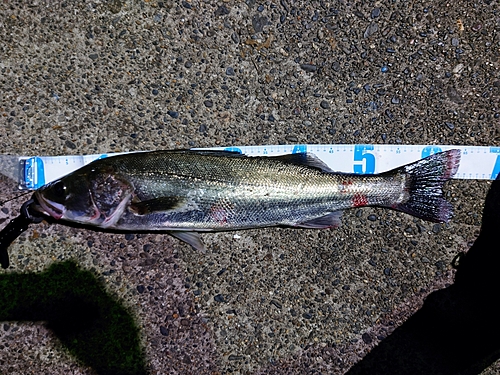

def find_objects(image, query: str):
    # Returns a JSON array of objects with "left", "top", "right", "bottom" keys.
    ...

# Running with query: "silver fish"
[{"left": 33, "top": 149, "right": 461, "bottom": 251}]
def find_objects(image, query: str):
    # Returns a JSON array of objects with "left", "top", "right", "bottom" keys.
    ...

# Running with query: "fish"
[{"left": 32, "top": 149, "right": 461, "bottom": 251}]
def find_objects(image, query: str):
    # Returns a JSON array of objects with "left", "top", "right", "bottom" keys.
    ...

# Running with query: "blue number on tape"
[
  {"left": 292, "top": 144, "right": 307, "bottom": 154},
  {"left": 490, "top": 147, "right": 500, "bottom": 179},
  {"left": 421, "top": 145, "right": 443, "bottom": 158},
  {"left": 353, "top": 144, "right": 375, "bottom": 174},
  {"left": 223, "top": 147, "right": 242, "bottom": 154}
]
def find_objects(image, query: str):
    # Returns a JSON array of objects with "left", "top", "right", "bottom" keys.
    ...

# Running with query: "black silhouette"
[
  {"left": 0, "top": 261, "right": 147, "bottom": 375},
  {"left": 347, "top": 177, "right": 500, "bottom": 374}
]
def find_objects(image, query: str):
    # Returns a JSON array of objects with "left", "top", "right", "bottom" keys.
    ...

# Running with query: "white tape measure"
[{"left": 1, "top": 144, "right": 498, "bottom": 190}]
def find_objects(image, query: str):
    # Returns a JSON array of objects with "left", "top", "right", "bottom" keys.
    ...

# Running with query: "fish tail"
[{"left": 391, "top": 149, "right": 461, "bottom": 223}]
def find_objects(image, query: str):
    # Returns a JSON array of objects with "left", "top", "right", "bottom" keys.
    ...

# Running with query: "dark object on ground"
[
  {"left": 347, "top": 176, "right": 500, "bottom": 375},
  {"left": 0, "top": 198, "right": 45, "bottom": 269}
]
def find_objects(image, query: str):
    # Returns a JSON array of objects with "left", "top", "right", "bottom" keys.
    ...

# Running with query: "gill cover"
[{"left": 88, "top": 169, "right": 134, "bottom": 227}]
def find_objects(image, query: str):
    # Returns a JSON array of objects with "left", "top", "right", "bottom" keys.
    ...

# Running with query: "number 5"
[
  {"left": 421, "top": 145, "right": 443, "bottom": 158},
  {"left": 354, "top": 145, "right": 375, "bottom": 174}
]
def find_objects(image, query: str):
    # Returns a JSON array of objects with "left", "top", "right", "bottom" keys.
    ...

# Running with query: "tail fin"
[{"left": 391, "top": 149, "right": 461, "bottom": 223}]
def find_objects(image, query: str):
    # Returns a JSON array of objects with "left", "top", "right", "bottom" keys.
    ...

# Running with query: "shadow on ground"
[
  {"left": 0, "top": 261, "right": 147, "bottom": 375},
  {"left": 347, "top": 177, "right": 500, "bottom": 375}
]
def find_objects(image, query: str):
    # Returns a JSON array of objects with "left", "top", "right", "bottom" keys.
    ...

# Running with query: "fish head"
[
  {"left": 34, "top": 170, "right": 98, "bottom": 222},
  {"left": 34, "top": 166, "right": 134, "bottom": 226}
]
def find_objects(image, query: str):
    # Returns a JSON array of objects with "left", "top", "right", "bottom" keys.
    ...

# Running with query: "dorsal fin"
[
  {"left": 272, "top": 153, "right": 334, "bottom": 172},
  {"left": 186, "top": 150, "right": 245, "bottom": 157},
  {"left": 191, "top": 149, "right": 334, "bottom": 172}
]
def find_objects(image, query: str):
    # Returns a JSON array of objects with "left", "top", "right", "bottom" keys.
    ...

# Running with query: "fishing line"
[{"left": 0, "top": 191, "right": 32, "bottom": 206}]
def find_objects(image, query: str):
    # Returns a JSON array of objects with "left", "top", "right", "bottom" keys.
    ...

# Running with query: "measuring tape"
[{"left": 1, "top": 144, "right": 498, "bottom": 190}]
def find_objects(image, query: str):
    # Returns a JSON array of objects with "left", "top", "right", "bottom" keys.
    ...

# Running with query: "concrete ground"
[{"left": 0, "top": 0, "right": 499, "bottom": 374}]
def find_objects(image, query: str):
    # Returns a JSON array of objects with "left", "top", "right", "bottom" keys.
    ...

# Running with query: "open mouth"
[{"left": 34, "top": 191, "right": 65, "bottom": 220}]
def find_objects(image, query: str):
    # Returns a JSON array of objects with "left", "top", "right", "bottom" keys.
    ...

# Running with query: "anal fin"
[{"left": 295, "top": 211, "right": 343, "bottom": 229}]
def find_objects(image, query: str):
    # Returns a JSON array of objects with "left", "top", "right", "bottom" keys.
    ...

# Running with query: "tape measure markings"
[{"left": 10, "top": 144, "right": 499, "bottom": 190}]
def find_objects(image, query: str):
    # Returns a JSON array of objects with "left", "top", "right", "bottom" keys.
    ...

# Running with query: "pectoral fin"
[
  {"left": 129, "top": 196, "right": 185, "bottom": 215},
  {"left": 168, "top": 231, "right": 206, "bottom": 253}
]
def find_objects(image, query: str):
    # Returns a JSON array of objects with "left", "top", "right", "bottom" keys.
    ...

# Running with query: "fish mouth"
[{"left": 34, "top": 191, "right": 65, "bottom": 220}]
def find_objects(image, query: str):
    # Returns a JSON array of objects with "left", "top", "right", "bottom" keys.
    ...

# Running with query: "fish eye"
[{"left": 52, "top": 181, "right": 66, "bottom": 197}]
